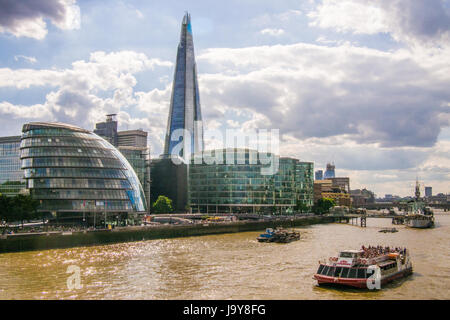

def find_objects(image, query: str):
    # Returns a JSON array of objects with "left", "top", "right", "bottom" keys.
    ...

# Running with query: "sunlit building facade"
[
  {"left": 0, "top": 136, "right": 26, "bottom": 196},
  {"left": 20, "top": 122, "right": 146, "bottom": 224},
  {"left": 163, "top": 12, "right": 204, "bottom": 157},
  {"left": 188, "top": 149, "right": 314, "bottom": 214}
]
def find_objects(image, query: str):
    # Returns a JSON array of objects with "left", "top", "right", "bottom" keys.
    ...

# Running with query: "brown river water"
[{"left": 1, "top": 211, "right": 449, "bottom": 300}]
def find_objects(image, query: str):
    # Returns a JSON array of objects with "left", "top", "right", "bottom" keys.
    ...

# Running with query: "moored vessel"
[
  {"left": 313, "top": 245, "right": 413, "bottom": 289},
  {"left": 403, "top": 179, "right": 434, "bottom": 229},
  {"left": 404, "top": 214, "right": 434, "bottom": 228}
]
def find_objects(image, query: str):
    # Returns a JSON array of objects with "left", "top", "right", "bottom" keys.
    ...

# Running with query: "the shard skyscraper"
[
  {"left": 151, "top": 13, "right": 203, "bottom": 212},
  {"left": 163, "top": 12, "right": 204, "bottom": 157}
]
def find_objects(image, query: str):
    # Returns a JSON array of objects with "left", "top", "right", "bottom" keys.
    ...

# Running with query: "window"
[
  {"left": 348, "top": 268, "right": 357, "bottom": 278},
  {"left": 327, "top": 267, "right": 334, "bottom": 277},
  {"left": 334, "top": 267, "right": 343, "bottom": 277},
  {"left": 357, "top": 268, "right": 366, "bottom": 279},
  {"left": 317, "top": 265, "right": 324, "bottom": 275},
  {"left": 341, "top": 268, "right": 350, "bottom": 278},
  {"left": 322, "top": 266, "right": 329, "bottom": 276}
]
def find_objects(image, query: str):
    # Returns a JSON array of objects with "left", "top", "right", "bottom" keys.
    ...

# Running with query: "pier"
[{"left": 333, "top": 214, "right": 367, "bottom": 227}]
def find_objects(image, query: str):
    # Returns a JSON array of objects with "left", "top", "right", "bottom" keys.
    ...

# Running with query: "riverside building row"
[
  {"left": 0, "top": 124, "right": 315, "bottom": 220},
  {"left": 0, "top": 13, "right": 315, "bottom": 223}
]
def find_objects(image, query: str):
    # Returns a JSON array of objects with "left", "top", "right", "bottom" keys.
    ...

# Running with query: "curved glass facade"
[
  {"left": 20, "top": 123, "right": 147, "bottom": 218},
  {"left": 188, "top": 149, "right": 314, "bottom": 214}
]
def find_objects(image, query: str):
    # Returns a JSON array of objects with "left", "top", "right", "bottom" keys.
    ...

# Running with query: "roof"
[
  {"left": 0, "top": 135, "right": 21, "bottom": 143},
  {"left": 22, "top": 122, "right": 91, "bottom": 134}
]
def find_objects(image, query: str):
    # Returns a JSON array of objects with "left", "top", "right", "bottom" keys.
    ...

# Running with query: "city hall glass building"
[
  {"left": 188, "top": 149, "right": 314, "bottom": 214},
  {"left": 20, "top": 122, "right": 146, "bottom": 224}
]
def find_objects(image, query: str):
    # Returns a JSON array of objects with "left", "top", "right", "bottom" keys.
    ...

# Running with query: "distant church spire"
[{"left": 163, "top": 12, "right": 204, "bottom": 157}]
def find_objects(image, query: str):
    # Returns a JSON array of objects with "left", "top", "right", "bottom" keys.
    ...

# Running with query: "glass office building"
[
  {"left": 163, "top": 12, "right": 204, "bottom": 157},
  {"left": 0, "top": 136, "right": 26, "bottom": 196},
  {"left": 20, "top": 122, "right": 146, "bottom": 224},
  {"left": 324, "top": 163, "right": 335, "bottom": 179},
  {"left": 188, "top": 149, "right": 314, "bottom": 214}
]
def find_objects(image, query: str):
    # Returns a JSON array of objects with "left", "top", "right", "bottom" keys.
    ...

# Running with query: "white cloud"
[
  {"left": 135, "top": 10, "right": 144, "bottom": 19},
  {"left": 260, "top": 28, "right": 285, "bottom": 36},
  {"left": 308, "top": 0, "right": 389, "bottom": 35},
  {"left": 308, "top": 0, "right": 450, "bottom": 47},
  {"left": 0, "top": 50, "right": 173, "bottom": 156},
  {"left": 14, "top": 55, "right": 37, "bottom": 64},
  {"left": 196, "top": 39, "right": 450, "bottom": 195}
]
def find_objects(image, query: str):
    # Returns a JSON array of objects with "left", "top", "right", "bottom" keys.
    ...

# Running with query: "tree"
[
  {"left": 313, "top": 197, "right": 336, "bottom": 215},
  {"left": 152, "top": 196, "right": 173, "bottom": 214},
  {"left": 0, "top": 194, "right": 12, "bottom": 223},
  {"left": 295, "top": 200, "right": 309, "bottom": 213},
  {"left": 2, "top": 194, "right": 40, "bottom": 227}
]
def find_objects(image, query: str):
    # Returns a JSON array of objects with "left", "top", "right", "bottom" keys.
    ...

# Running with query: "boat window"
[
  {"left": 327, "top": 267, "right": 335, "bottom": 277},
  {"left": 322, "top": 266, "right": 329, "bottom": 275},
  {"left": 340, "top": 252, "right": 353, "bottom": 258},
  {"left": 348, "top": 268, "right": 357, "bottom": 278},
  {"left": 341, "top": 268, "right": 350, "bottom": 278},
  {"left": 357, "top": 268, "right": 366, "bottom": 279},
  {"left": 317, "top": 265, "right": 325, "bottom": 275},
  {"left": 334, "top": 267, "right": 343, "bottom": 277}
]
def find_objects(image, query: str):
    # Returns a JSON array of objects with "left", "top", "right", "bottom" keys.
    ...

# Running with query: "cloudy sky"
[{"left": 0, "top": 0, "right": 449, "bottom": 197}]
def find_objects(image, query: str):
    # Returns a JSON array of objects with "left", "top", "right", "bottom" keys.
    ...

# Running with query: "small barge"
[
  {"left": 313, "top": 246, "right": 413, "bottom": 289},
  {"left": 379, "top": 228, "right": 398, "bottom": 233},
  {"left": 257, "top": 228, "right": 300, "bottom": 243}
]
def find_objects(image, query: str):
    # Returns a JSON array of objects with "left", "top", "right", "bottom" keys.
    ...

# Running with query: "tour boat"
[{"left": 313, "top": 246, "right": 413, "bottom": 289}]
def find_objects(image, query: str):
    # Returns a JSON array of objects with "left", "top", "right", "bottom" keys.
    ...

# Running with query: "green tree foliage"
[
  {"left": 152, "top": 196, "right": 173, "bottom": 214},
  {"left": 295, "top": 200, "right": 310, "bottom": 213},
  {"left": 0, "top": 194, "right": 40, "bottom": 225},
  {"left": 312, "top": 197, "right": 336, "bottom": 215}
]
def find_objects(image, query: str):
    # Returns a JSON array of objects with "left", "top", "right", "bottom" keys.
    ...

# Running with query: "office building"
[
  {"left": 315, "top": 170, "right": 323, "bottom": 181},
  {"left": 163, "top": 12, "right": 204, "bottom": 157},
  {"left": 188, "top": 148, "right": 314, "bottom": 214},
  {"left": 118, "top": 130, "right": 147, "bottom": 148},
  {"left": 150, "top": 157, "right": 187, "bottom": 212},
  {"left": 0, "top": 136, "right": 26, "bottom": 196},
  {"left": 93, "top": 114, "right": 118, "bottom": 146},
  {"left": 152, "top": 13, "right": 204, "bottom": 211},
  {"left": 425, "top": 186, "right": 432, "bottom": 198},
  {"left": 350, "top": 189, "right": 375, "bottom": 206},
  {"left": 323, "top": 163, "right": 335, "bottom": 179},
  {"left": 314, "top": 178, "right": 351, "bottom": 207},
  {"left": 20, "top": 122, "right": 147, "bottom": 225},
  {"left": 330, "top": 177, "right": 350, "bottom": 194}
]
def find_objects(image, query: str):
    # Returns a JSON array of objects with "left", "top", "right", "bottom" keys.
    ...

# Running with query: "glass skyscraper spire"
[{"left": 163, "top": 12, "right": 204, "bottom": 158}]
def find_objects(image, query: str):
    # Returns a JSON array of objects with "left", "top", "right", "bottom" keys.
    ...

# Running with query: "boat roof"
[{"left": 341, "top": 250, "right": 363, "bottom": 253}]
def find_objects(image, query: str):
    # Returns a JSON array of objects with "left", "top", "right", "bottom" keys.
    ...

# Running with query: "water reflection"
[{"left": 0, "top": 211, "right": 449, "bottom": 299}]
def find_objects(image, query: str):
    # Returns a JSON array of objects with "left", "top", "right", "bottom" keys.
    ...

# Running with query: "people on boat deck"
[{"left": 360, "top": 245, "right": 406, "bottom": 258}]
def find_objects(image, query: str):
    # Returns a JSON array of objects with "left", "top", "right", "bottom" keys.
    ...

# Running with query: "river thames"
[{"left": 1, "top": 211, "right": 449, "bottom": 300}]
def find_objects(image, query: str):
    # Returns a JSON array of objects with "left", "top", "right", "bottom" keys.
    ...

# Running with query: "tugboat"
[
  {"left": 404, "top": 178, "right": 434, "bottom": 229},
  {"left": 257, "top": 228, "right": 300, "bottom": 243},
  {"left": 313, "top": 245, "right": 413, "bottom": 289}
]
